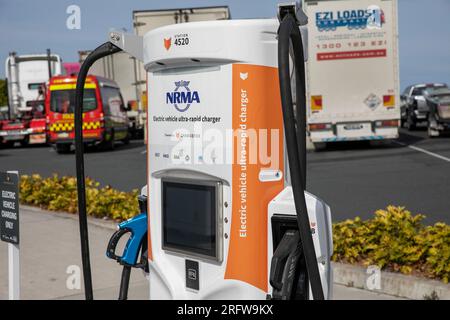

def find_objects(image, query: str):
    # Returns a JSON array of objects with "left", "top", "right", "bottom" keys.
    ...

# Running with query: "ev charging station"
[{"left": 75, "top": 3, "right": 333, "bottom": 300}]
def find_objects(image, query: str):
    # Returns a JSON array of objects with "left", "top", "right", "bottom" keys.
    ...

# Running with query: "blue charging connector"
[
  {"left": 106, "top": 213, "right": 148, "bottom": 266},
  {"left": 106, "top": 195, "right": 148, "bottom": 269}
]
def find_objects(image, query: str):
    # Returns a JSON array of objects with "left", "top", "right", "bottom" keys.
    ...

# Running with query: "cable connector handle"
[{"left": 277, "top": 2, "right": 308, "bottom": 26}]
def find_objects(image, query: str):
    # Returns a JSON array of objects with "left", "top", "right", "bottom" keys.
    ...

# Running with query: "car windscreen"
[
  {"left": 50, "top": 89, "right": 97, "bottom": 113},
  {"left": 412, "top": 88, "right": 426, "bottom": 96},
  {"left": 413, "top": 85, "right": 447, "bottom": 96}
]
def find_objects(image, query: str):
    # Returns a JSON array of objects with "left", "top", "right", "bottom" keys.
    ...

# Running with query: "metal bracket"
[
  {"left": 278, "top": 2, "right": 308, "bottom": 26},
  {"left": 108, "top": 30, "right": 144, "bottom": 62}
]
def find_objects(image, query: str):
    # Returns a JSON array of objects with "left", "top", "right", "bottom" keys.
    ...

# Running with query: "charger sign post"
[
  {"left": 1, "top": 171, "right": 20, "bottom": 300},
  {"left": 1, "top": 171, "right": 20, "bottom": 244}
]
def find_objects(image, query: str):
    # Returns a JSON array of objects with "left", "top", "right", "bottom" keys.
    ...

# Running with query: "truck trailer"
[
  {"left": 303, "top": 0, "right": 400, "bottom": 149},
  {"left": 0, "top": 50, "right": 63, "bottom": 147}
]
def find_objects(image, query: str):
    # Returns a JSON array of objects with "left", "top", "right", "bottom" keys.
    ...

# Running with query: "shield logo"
[
  {"left": 164, "top": 37, "right": 171, "bottom": 50},
  {"left": 240, "top": 72, "right": 248, "bottom": 80}
]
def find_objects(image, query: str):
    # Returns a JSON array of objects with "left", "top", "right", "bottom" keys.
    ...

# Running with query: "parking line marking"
[
  {"left": 141, "top": 149, "right": 147, "bottom": 154},
  {"left": 395, "top": 141, "right": 450, "bottom": 163}
]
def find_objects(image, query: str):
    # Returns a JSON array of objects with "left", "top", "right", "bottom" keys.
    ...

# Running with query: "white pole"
[
  {"left": 8, "top": 243, "right": 20, "bottom": 300},
  {"left": 7, "top": 170, "right": 20, "bottom": 300}
]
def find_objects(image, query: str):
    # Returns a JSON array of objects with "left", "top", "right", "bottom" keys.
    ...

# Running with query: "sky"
[{"left": 0, "top": 0, "right": 449, "bottom": 90}]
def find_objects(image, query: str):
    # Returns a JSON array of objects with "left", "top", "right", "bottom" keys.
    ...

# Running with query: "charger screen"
[{"left": 162, "top": 181, "right": 217, "bottom": 259}]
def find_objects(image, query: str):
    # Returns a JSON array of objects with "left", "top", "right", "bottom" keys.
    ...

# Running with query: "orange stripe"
[{"left": 225, "top": 64, "right": 284, "bottom": 292}]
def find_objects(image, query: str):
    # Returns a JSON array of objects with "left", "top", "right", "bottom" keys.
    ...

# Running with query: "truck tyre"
[
  {"left": 1, "top": 141, "right": 15, "bottom": 149},
  {"left": 56, "top": 144, "right": 71, "bottom": 154},
  {"left": 123, "top": 132, "right": 130, "bottom": 145},
  {"left": 313, "top": 142, "right": 326, "bottom": 151},
  {"left": 400, "top": 117, "right": 405, "bottom": 128},
  {"left": 138, "top": 128, "right": 145, "bottom": 140},
  {"left": 370, "top": 139, "right": 389, "bottom": 147},
  {"left": 20, "top": 137, "right": 29, "bottom": 147}
]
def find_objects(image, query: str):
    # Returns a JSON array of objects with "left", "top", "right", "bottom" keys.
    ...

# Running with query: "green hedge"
[
  {"left": 19, "top": 175, "right": 450, "bottom": 283},
  {"left": 333, "top": 206, "right": 450, "bottom": 283},
  {"left": 20, "top": 174, "right": 139, "bottom": 220}
]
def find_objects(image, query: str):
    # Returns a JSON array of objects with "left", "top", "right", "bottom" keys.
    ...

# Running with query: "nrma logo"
[
  {"left": 316, "top": 5, "right": 385, "bottom": 31},
  {"left": 166, "top": 80, "right": 200, "bottom": 112}
]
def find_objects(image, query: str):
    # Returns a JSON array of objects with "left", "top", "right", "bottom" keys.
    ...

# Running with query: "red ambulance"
[{"left": 45, "top": 75, "right": 129, "bottom": 153}]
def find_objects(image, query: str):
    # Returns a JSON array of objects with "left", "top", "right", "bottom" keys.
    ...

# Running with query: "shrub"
[
  {"left": 19, "top": 174, "right": 139, "bottom": 220},
  {"left": 332, "top": 206, "right": 450, "bottom": 283}
]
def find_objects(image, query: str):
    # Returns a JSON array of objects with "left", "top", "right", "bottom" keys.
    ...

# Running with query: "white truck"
[
  {"left": 1, "top": 50, "right": 63, "bottom": 146},
  {"left": 303, "top": 0, "right": 400, "bottom": 149},
  {"left": 80, "top": 6, "right": 230, "bottom": 139}
]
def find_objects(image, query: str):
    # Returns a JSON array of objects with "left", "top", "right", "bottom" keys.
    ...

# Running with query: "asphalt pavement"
[
  {"left": 308, "top": 128, "right": 450, "bottom": 224},
  {"left": 0, "top": 140, "right": 148, "bottom": 192},
  {"left": 0, "top": 127, "right": 449, "bottom": 223}
]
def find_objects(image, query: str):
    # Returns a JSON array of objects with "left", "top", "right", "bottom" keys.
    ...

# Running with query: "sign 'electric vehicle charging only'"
[{"left": 0, "top": 172, "right": 20, "bottom": 245}]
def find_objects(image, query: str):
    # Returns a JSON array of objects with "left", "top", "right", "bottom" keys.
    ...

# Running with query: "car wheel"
[
  {"left": 406, "top": 111, "right": 416, "bottom": 131},
  {"left": 101, "top": 131, "right": 115, "bottom": 151},
  {"left": 400, "top": 109, "right": 406, "bottom": 127}
]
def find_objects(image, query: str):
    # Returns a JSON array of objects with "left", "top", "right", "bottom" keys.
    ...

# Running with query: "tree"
[{"left": 0, "top": 79, "right": 8, "bottom": 106}]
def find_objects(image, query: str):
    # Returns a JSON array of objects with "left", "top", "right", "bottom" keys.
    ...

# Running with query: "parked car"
[
  {"left": 401, "top": 83, "right": 448, "bottom": 130},
  {"left": 423, "top": 87, "right": 450, "bottom": 137}
]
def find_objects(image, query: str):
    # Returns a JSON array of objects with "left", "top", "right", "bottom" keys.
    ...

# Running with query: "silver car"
[
  {"left": 401, "top": 83, "right": 448, "bottom": 130},
  {"left": 423, "top": 87, "right": 450, "bottom": 137}
]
